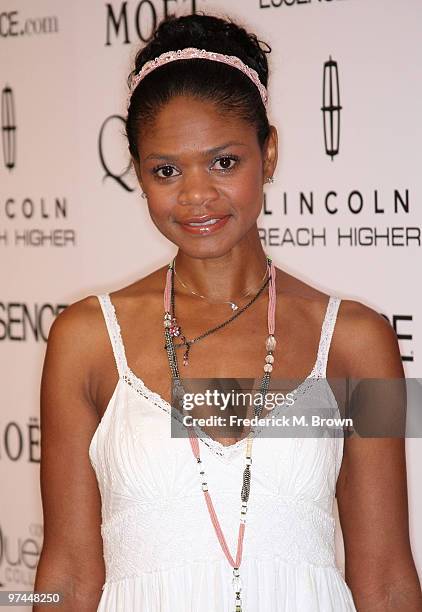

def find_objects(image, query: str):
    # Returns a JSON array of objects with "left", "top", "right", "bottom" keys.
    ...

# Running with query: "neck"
[{"left": 173, "top": 241, "right": 269, "bottom": 302}]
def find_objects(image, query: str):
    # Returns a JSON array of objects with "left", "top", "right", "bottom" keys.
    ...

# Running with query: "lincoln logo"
[
  {"left": 321, "top": 57, "right": 342, "bottom": 160},
  {"left": 1, "top": 85, "right": 16, "bottom": 171}
]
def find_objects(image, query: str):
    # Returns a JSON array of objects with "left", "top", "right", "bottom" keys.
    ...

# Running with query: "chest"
[{"left": 94, "top": 294, "right": 345, "bottom": 424}]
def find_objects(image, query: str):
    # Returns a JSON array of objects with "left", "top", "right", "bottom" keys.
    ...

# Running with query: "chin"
[{"left": 177, "top": 240, "right": 238, "bottom": 260}]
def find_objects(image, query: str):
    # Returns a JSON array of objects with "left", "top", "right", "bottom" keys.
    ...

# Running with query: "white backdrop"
[{"left": 1, "top": 0, "right": 421, "bottom": 603}]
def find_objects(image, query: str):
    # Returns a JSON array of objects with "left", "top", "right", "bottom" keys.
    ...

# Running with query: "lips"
[
  {"left": 178, "top": 214, "right": 229, "bottom": 224},
  {"left": 177, "top": 214, "right": 231, "bottom": 235}
]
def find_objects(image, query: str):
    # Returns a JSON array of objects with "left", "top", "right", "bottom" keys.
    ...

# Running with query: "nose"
[{"left": 177, "top": 170, "right": 219, "bottom": 207}]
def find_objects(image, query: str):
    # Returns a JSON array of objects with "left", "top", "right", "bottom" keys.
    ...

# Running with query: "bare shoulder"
[
  {"left": 333, "top": 298, "right": 403, "bottom": 378},
  {"left": 48, "top": 294, "right": 106, "bottom": 364},
  {"left": 45, "top": 293, "right": 116, "bottom": 411},
  {"left": 48, "top": 265, "right": 166, "bottom": 372},
  {"left": 274, "top": 266, "right": 403, "bottom": 378},
  {"left": 48, "top": 295, "right": 100, "bottom": 355}
]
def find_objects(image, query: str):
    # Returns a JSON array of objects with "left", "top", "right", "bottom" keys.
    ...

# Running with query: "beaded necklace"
[{"left": 163, "top": 255, "right": 277, "bottom": 612}]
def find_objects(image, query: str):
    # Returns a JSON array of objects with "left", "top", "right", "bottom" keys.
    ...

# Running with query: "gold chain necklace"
[{"left": 173, "top": 258, "right": 269, "bottom": 311}]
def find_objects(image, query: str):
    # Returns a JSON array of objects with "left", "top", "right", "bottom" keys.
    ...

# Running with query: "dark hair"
[{"left": 126, "top": 13, "right": 271, "bottom": 160}]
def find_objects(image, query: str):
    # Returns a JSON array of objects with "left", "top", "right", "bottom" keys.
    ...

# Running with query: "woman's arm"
[
  {"left": 33, "top": 299, "right": 105, "bottom": 610},
  {"left": 336, "top": 301, "right": 422, "bottom": 611}
]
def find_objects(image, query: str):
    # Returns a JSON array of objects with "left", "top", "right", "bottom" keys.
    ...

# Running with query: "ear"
[{"left": 262, "top": 125, "right": 279, "bottom": 183}]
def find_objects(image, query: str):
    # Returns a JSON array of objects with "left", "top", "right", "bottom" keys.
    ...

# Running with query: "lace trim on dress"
[
  {"left": 98, "top": 294, "right": 128, "bottom": 378},
  {"left": 313, "top": 296, "right": 341, "bottom": 378}
]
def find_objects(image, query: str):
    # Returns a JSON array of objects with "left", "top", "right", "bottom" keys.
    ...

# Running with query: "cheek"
[
  {"left": 228, "top": 166, "right": 263, "bottom": 214},
  {"left": 146, "top": 198, "right": 168, "bottom": 224},
  {"left": 145, "top": 201, "right": 175, "bottom": 242},
  {"left": 146, "top": 196, "right": 178, "bottom": 236}
]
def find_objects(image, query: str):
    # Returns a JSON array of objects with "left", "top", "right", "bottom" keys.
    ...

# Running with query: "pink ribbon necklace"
[{"left": 163, "top": 256, "right": 277, "bottom": 611}]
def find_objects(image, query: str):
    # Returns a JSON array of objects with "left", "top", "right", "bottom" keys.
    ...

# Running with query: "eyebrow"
[{"left": 143, "top": 141, "right": 247, "bottom": 163}]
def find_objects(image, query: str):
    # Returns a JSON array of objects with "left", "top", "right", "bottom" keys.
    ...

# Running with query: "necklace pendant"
[
  {"left": 170, "top": 324, "right": 181, "bottom": 337},
  {"left": 232, "top": 568, "right": 242, "bottom": 611},
  {"left": 169, "top": 317, "right": 181, "bottom": 337},
  {"left": 230, "top": 302, "right": 239, "bottom": 311}
]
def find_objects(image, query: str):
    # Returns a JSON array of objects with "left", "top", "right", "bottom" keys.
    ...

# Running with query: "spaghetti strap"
[
  {"left": 97, "top": 294, "right": 128, "bottom": 378},
  {"left": 314, "top": 296, "right": 342, "bottom": 378}
]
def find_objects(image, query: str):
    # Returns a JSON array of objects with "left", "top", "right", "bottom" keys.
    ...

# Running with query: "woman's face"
[{"left": 133, "top": 95, "right": 277, "bottom": 259}]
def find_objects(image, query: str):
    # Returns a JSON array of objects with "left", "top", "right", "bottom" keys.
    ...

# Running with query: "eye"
[
  {"left": 213, "top": 155, "right": 239, "bottom": 171},
  {"left": 152, "top": 165, "right": 180, "bottom": 180},
  {"left": 151, "top": 154, "right": 240, "bottom": 181}
]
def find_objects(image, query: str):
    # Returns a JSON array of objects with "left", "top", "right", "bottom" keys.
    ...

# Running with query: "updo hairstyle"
[{"left": 126, "top": 13, "right": 272, "bottom": 159}]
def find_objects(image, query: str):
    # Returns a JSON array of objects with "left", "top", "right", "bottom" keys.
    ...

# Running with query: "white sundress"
[{"left": 88, "top": 293, "right": 357, "bottom": 611}]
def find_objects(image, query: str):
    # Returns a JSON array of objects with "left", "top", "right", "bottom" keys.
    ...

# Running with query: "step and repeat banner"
[{"left": 1, "top": 0, "right": 421, "bottom": 601}]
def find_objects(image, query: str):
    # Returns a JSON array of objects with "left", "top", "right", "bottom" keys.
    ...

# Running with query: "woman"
[{"left": 34, "top": 12, "right": 421, "bottom": 612}]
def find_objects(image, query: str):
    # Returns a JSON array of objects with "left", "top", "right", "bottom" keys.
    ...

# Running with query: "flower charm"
[{"left": 169, "top": 317, "right": 181, "bottom": 337}]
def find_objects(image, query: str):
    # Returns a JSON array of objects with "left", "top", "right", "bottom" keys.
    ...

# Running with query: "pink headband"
[{"left": 128, "top": 47, "right": 268, "bottom": 109}]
